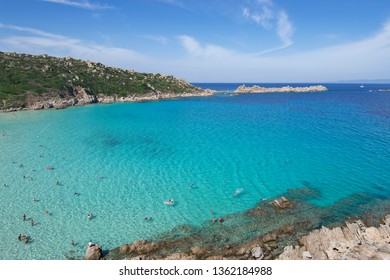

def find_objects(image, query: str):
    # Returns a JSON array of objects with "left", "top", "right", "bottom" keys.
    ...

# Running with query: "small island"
[{"left": 235, "top": 84, "right": 328, "bottom": 94}]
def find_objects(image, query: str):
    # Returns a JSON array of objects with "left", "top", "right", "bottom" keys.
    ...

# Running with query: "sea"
[{"left": 0, "top": 83, "right": 389, "bottom": 259}]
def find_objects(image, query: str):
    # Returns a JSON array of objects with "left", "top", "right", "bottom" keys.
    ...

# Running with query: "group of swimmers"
[
  {"left": 17, "top": 234, "right": 29, "bottom": 244},
  {"left": 211, "top": 216, "right": 224, "bottom": 223}
]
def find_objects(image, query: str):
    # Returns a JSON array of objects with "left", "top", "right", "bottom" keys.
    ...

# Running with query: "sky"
[{"left": 0, "top": 0, "right": 390, "bottom": 82}]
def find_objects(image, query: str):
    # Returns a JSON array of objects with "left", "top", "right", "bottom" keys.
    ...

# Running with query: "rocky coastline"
[
  {"left": 0, "top": 85, "right": 215, "bottom": 113},
  {"left": 92, "top": 191, "right": 390, "bottom": 260},
  {"left": 234, "top": 84, "right": 328, "bottom": 94}
]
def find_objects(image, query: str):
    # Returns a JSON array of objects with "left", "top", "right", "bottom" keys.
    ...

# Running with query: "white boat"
[{"left": 164, "top": 198, "right": 175, "bottom": 205}]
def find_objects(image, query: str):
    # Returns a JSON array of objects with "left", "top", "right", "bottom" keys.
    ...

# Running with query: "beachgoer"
[
  {"left": 74, "top": 192, "right": 80, "bottom": 196},
  {"left": 71, "top": 240, "right": 76, "bottom": 246},
  {"left": 44, "top": 210, "right": 49, "bottom": 215},
  {"left": 18, "top": 234, "right": 22, "bottom": 241},
  {"left": 23, "top": 236, "right": 29, "bottom": 244},
  {"left": 88, "top": 213, "right": 93, "bottom": 220},
  {"left": 88, "top": 240, "right": 95, "bottom": 247},
  {"left": 219, "top": 216, "right": 224, "bottom": 223},
  {"left": 32, "top": 197, "right": 37, "bottom": 202},
  {"left": 56, "top": 180, "right": 60, "bottom": 186},
  {"left": 22, "top": 214, "right": 26, "bottom": 221},
  {"left": 144, "top": 217, "right": 152, "bottom": 221},
  {"left": 211, "top": 217, "right": 217, "bottom": 223},
  {"left": 31, "top": 220, "right": 34, "bottom": 226}
]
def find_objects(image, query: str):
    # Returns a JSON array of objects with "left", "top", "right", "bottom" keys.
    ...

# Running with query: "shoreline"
[
  {"left": 100, "top": 191, "right": 390, "bottom": 260},
  {"left": 0, "top": 88, "right": 216, "bottom": 113}
]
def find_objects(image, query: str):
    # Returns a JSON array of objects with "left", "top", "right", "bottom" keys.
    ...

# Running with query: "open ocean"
[{"left": 0, "top": 83, "right": 389, "bottom": 259}]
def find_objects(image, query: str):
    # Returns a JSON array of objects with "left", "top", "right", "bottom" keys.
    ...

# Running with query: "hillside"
[{"left": 0, "top": 51, "right": 209, "bottom": 111}]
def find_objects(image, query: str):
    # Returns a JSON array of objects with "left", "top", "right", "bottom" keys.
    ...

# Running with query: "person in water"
[
  {"left": 219, "top": 216, "right": 224, "bottom": 223},
  {"left": 88, "top": 213, "right": 93, "bottom": 220},
  {"left": 22, "top": 213, "right": 26, "bottom": 221},
  {"left": 211, "top": 217, "right": 217, "bottom": 223}
]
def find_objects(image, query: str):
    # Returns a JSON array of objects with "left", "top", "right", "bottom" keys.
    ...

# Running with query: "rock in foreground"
[{"left": 279, "top": 215, "right": 390, "bottom": 260}]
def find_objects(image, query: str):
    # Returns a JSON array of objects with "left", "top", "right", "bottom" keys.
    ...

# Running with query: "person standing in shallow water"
[{"left": 22, "top": 213, "right": 26, "bottom": 221}]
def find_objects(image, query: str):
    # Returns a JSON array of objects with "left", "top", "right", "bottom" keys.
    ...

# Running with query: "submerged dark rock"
[{"left": 102, "top": 189, "right": 390, "bottom": 260}]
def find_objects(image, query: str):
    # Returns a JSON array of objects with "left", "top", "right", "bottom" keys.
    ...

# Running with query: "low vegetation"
[{"left": 0, "top": 51, "right": 200, "bottom": 109}]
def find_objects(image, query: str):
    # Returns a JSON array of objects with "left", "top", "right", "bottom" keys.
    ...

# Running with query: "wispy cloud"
[
  {"left": 140, "top": 35, "right": 169, "bottom": 45},
  {"left": 243, "top": 0, "right": 294, "bottom": 54},
  {"left": 42, "top": 0, "right": 114, "bottom": 10},
  {"left": 0, "top": 23, "right": 145, "bottom": 69},
  {"left": 157, "top": 0, "right": 188, "bottom": 10},
  {"left": 172, "top": 20, "right": 390, "bottom": 82},
  {"left": 178, "top": 35, "right": 233, "bottom": 59}
]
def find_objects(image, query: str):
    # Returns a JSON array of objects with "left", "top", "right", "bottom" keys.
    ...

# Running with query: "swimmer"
[
  {"left": 44, "top": 210, "right": 49, "bottom": 215},
  {"left": 22, "top": 213, "right": 26, "bottom": 221},
  {"left": 211, "top": 217, "right": 217, "bottom": 223},
  {"left": 219, "top": 216, "right": 224, "bottom": 223},
  {"left": 56, "top": 180, "right": 60, "bottom": 186},
  {"left": 32, "top": 197, "right": 37, "bottom": 202},
  {"left": 88, "top": 240, "right": 95, "bottom": 247},
  {"left": 189, "top": 183, "right": 194, "bottom": 189},
  {"left": 23, "top": 236, "right": 29, "bottom": 244},
  {"left": 74, "top": 192, "right": 80, "bottom": 196},
  {"left": 18, "top": 234, "right": 22, "bottom": 241},
  {"left": 71, "top": 240, "right": 76, "bottom": 246},
  {"left": 87, "top": 213, "right": 93, "bottom": 220},
  {"left": 144, "top": 217, "right": 152, "bottom": 221},
  {"left": 31, "top": 219, "right": 34, "bottom": 226}
]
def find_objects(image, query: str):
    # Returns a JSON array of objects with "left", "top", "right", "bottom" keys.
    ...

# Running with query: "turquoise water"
[{"left": 1, "top": 83, "right": 389, "bottom": 259}]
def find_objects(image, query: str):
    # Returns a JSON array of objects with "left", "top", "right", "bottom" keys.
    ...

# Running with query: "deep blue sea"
[{"left": 0, "top": 83, "right": 389, "bottom": 259}]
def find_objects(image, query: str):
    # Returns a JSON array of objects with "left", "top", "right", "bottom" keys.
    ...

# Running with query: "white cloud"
[
  {"left": 0, "top": 23, "right": 146, "bottom": 69},
  {"left": 276, "top": 10, "right": 293, "bottom": 47},
  {"left": 42, "top": 0, "right": 113, "bottom": 10},
  {"left": 170, "top": 20, "right": 390, "bottom": 82},
  {"left": 243, "top": 0, "right": 294, "bottom": 54},
  {"left": 178, "top": 35, "right": 233, "bottom": 59}
]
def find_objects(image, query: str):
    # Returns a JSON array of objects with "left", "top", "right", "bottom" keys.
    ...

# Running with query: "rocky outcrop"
[
  {"left": 235, "top": 84, "right": 328, "bottom": 93},
  {"left": 0, "top": 87, "right": 214, "bottom": 112},
  {"left": 278, "top": 215, "right": 390, "bottom": 260},
  {"left": 84, "top": 244, "right": 102, "bottom": 260}
]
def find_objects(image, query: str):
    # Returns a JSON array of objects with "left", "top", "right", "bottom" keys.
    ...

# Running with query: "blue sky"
[{"left": 0, "top": 0, "right": 390, "bottom": 82}]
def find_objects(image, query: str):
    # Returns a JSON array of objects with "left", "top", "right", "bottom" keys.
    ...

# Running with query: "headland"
[{"left": 0, "top": 51, "right": 214, "bottom": 112}]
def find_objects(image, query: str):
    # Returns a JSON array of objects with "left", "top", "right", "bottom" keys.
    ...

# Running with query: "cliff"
[
  {"left": 0, "top": 51, "right": 212, "bottom": 111},
  {"left": 235, "top": 84, "right": 328, "bottom": 93}
]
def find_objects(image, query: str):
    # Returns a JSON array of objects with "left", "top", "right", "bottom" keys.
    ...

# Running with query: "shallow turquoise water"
[{"left": 0, "top": 84, "right": 389, "bottom": 259}]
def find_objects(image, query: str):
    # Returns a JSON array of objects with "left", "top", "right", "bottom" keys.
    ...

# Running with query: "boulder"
[
  {"left": 191, "top": 246, "right": 207, "bottom": 258},
  {"left": 251, "top": 246, "right": 264, "bottom": 260},
  {"left": 84, "top": 244, "right": 102, "bottom": 260}
]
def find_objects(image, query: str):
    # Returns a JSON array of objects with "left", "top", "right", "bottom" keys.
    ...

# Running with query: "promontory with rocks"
[
  {"left": 235, "top": 84, "right": 328, "bottom": 94},
  {"left": 89, "top": 190, "right": 390, "bottom": 260},
  {"left": 0, "top": 51, "right": 213, "bottom": 112}
]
